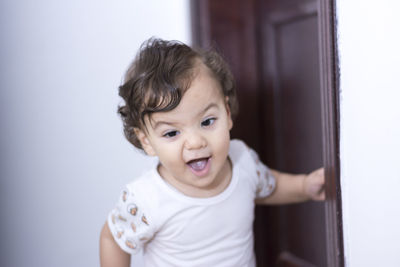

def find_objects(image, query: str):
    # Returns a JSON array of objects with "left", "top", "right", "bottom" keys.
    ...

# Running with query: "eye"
[
  {"left": 201, "top": 117, "right": 216, "bottom": 127},
  {"left": 163, "top": 130, "right": 179, "bottom": 138}
]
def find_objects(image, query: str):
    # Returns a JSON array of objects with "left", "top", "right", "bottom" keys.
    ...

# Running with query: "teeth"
[{"left": 188, "top": 158, "right": 208, "bottom": 171}]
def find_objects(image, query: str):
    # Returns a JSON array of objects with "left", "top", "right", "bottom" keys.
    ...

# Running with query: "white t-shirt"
[{"left": 108, "top": 139, "right": 276, "bottom": 267}]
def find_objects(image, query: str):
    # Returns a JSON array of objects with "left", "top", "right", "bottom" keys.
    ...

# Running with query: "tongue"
[{"left": 188, "top": 159, "right": 208, "bottom": 171}]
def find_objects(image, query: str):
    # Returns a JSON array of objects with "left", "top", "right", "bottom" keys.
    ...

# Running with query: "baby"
[{"left": 99, "top": 38, "right": 325, "bottom": 267}]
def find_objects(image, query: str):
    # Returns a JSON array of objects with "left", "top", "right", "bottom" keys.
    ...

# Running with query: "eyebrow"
[{"left": 151, "top": 102, "right": 219, "bottom": 130}]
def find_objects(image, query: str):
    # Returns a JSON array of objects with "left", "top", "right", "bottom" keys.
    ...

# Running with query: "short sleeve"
[
  {"left": 107, "top": 186, "right": 155, "bottom": 254},
  {"left": 248, "top": 148, "right": 276, "bottom": 199}
]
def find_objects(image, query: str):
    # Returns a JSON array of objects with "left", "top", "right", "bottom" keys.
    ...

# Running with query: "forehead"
[
  {"left": 187, "top": 62, "right": 223, "bottom": 99},
  {"left": 147, "top": 63, "right": 224, "bottom": 125}
]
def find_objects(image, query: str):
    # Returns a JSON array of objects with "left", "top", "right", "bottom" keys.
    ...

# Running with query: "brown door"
[
  {"left": 255, "top": 1, "right": 326, "bottom": 266},
  {"left": 191, "top": 0, "right": 343, "bottom": 266}
]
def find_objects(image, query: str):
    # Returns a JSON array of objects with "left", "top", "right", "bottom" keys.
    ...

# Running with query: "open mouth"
[{"left": 186, "top": 157, "right": 211, "bottom": 176}]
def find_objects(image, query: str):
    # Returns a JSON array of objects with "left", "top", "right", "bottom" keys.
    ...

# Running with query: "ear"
[
  {"left": 225, "top": 96, "right": 233, "bottom": 130},
  {"left": 134, "top": 128, "right": 156, "bottom": 156}
]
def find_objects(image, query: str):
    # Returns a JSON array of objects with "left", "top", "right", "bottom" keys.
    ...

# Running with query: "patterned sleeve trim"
[
  {"left": 249, "top": 149, "right": 277, "bottom": 199},
  {"left": 107, "top": 186, "right": 154, "bottom": 254}
]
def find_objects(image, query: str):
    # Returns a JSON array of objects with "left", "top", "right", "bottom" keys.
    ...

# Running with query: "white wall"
[
  {"left": 337, "top": 1, "right": 400, "bottom": 266},
  {"left": 0, "top": 1, "right": 190, "bottom": 266}
]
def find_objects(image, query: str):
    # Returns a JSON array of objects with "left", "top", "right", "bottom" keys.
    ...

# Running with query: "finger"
[
  {"left": 315, "top": 168, "right": 325, "bottom": 185},
  {"left": 316, "top": 189, "right": 326, "bottom": 201},
  {"left": 314, "top": 186, "right": 326, "bottom": 201}
]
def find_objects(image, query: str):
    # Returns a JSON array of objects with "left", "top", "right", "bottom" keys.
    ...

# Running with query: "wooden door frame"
[
  {"left": 318, "top": 0, "right": 344, "bottom": 266},
  {"left": 191, "top": 0, "right": 344, "bottom": 266}
]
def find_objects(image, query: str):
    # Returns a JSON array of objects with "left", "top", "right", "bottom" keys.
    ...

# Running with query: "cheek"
[
  {"left": 215, "top": 121, "right": 232, "bottom": 140},
  {"left": 156, "top": 143, "right": 183, "bottom": 165},
  {"left": 211, "top": 129, "right": 230, "bottom": 156}
]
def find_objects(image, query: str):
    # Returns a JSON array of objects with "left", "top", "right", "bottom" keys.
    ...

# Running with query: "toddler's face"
[{"left": 136, "top": 63, "right": 233, "bottom": 197}]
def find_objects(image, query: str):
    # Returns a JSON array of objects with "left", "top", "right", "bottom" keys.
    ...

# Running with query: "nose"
[{"left": 184, "top": 130, "right": 207, "bottom": 150}]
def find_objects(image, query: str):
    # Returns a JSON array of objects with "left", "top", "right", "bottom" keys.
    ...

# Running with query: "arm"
[
  {"left": 100, "top": 222, "right": 131, "bottom": 267},
  {"left": 256, "top": 167, "right": 325, "bottom": 205}
]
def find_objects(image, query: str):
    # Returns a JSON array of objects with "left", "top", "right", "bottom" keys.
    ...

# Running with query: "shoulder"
[
  {"left": 229, "top": 139, "right": 248, "bottom": 151},
  {"left": 107, "top": 169, "right": 161, "bottom": 254},
  {"left": 229, "top": 139, "right": 250, "bottom": 159},
  {"left": 125, "top": 169, "right": 159, "bottom": 197},
  {"left": 118, "top": 169, "right": 163, "bottom": 228},
  {"left": 229, "top": 139, "right": 260, "bottom": 180},
  {"left": 229, "top": 139, "right": 256, "bottom": 167},
  {"left": 229, "top": 139, "right": 276, "bottom": 198},
  {"left": 124, "top": 169, "right": 162, "bottom": 216}
]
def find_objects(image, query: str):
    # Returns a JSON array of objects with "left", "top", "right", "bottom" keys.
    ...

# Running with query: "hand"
[{"left": 303, "top": 167, "right": 325, "bottom": 201}]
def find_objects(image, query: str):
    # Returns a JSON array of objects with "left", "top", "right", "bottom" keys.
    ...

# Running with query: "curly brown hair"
[{"left": 118, "top": 38, "right": 238, "bottom": 150}]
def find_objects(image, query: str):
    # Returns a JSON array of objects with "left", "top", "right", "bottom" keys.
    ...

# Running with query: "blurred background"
[
  {"left": 1, "top": 0, "right": 400, "bottom": 267},
  {"left": 0, "top": 0, "right": 190, "bottom": 266}
]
